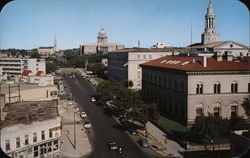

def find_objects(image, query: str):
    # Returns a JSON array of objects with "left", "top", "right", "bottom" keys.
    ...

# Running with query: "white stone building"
[
  {"left": 141, "top": 55, "right": 250, "bottom": 125},
  {"left": 80, "top": 28, "right": 124, "bottom": 55},
  {"left": 108, "top": 48, "right": 188, "bottom": 89},
  {"left": 0, "top": 58, "right": 46, "bottom": 77},
  {"left": 38, "top": 37, "right": 57, "bottom": 56},
  {"left": 189, "top": 1, "right": 249, "bottom": 57},
  {"left": 1, "top": 101, "right": 61, "bottom": 158}
]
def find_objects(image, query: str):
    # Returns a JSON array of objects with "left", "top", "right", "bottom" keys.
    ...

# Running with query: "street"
[{"left": 63, "top": 74, "right": 162, "bottom": 158}]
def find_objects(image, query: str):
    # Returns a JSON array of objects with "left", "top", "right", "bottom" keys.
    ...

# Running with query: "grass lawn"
[
  {"left": 94, "top": 76, "right": 105, "bottom": 84},
  {"left": 158, "top": 116, "right": 190, "bottom": 134}
]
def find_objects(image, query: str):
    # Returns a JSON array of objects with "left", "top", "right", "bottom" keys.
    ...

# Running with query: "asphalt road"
[{"left": 63, "top": 74, "right": 162, "bottom": 158}]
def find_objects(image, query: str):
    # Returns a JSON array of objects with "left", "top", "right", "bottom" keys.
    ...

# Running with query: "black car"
[{"left": 107, "top": 142, "right": 118, "bottom": 150}]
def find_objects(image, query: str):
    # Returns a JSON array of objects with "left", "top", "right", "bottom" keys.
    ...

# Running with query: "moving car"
[
  {"left": 138, "top": 139, "right": 150, "bottom": 148},
  {"left": 84, "top": 121, "right": 91, "bottom": 129},
  {"left": 107, "top": 142, "right": 118, "bottom": 150},
  {"left": 80, "top": 112, "right": 87, "bottom": 118}
]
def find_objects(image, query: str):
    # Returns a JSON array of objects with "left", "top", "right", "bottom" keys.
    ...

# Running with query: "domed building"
[{"left": 80, "top": 28, "right": 125, "bottom": 55}]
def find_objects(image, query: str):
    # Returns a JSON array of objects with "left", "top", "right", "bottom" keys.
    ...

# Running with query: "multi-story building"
[
  {"left": 108, "top": 47, "right": 188, "bottom": 89},
  {"left": 1, "top": 101, "right": 61, "bottom": 158},
  {"left": 80, "top": 28, "right": 124, "bottom": 55},
  {"left": 189, "top": 1, "right": 249, "bottom": 57},
  {"left": 0, "top": 58, "right": 46, "bottom": 77},
  {"left": 38, "top": 37, "right": 57, "bottom": 57},
  {"left": 140, "top": 55, "right": 250, "bottom": 125}
]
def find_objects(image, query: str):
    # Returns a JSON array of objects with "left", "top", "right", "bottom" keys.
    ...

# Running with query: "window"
[
  {"left": 196, "top": 108, "right": 203, "bottom": 117},
  {"left": 149, "top": 55, "right": 152, "bottom": 60},
  {"left": 49, "top": 129, "right": 52, "bottom": 138},
  {"left": 231, "top": 106, "right": 237, "bottom": 117},
  {"left": 34, "top": 146, "right": 38, "bottom": 157},
  {"left": 33, "top": 133, "right": 37, "bottom": 142},
  {"left": 16, "top": 137, "right": 20, "bottom": 148},
  {"left": 231, "top": 82, "right": 238, "bottom": 93},
  {"left": 196, "top": 83, "right": 203, "bottom": 94},
  {"left": 181, "top": 82, "right": 184, "bottom": 92},
  {"left": 41, "top": 130, "right": 45, "bottom": 140},
  {"left": 137, "top": 55, "right": 140, "bottom": 60},
  {"left": 213, "top": 107, "right": 220, "bottom": 116},
  {"left": 248, "top": 83, "right": 250, "bottom": 93},
  {"left": 143, "top": 55, "right": 146, "bottom": 60},
  {"left": 174, "top": 80, "right": 178, "bottom": 90},
  {"left": 6, "top": 140, "right": 10, "bottom": 151},
  {"left": 54, "top": 140, "right": 59, "bottom": 150},
  {"left": 25, "top": 135, "right": 29, "bottom": 145},
  {"left": 214, "top": 82, "right": 221, "bottom": 93}
]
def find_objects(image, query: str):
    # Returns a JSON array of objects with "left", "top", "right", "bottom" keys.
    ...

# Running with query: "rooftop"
[
  {"left": 188, "top": 41, "right": 249, "bottom": 49},
  {"left": 0, "top": 83, "right": 57, "bottom": 94},
  {"left": 1, "top": 100, "right": 59, "bottom": 128},
  {"left": 140, "top": 56, "right": 250, "bottom": 72},
  {"left": 110, "top": 47, "right": 191, "bottom": 53}
]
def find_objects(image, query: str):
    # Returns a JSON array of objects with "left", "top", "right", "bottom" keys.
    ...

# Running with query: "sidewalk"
[
  {"left": 146, "top": 122, "right": 184, "bottom": 158},
  {"left": 58, "top": 100, "right": 92, "bottom": 158}
]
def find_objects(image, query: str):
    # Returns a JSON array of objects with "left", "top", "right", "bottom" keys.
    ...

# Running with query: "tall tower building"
[
  {"left": 201, "top": 1, "right": 219, "bottom": 44},
  {"left": 54, "top": 35, "right": 57, "bottom": 52},
  {"left": 97, "top": 27, "right": 108, "bottom": 44}
]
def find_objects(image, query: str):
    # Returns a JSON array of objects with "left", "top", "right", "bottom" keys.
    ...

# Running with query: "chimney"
[
  {"left": 201, "top": 56, "right": 207, "bottom": 67},
  {"left": 226, "top": 51, "right": 233, "bottom": 61},
  {"left": 192, "top": 59, "right": 195, "bottom": 63},
  {"left": 215, "top": 51, "right": 222, "bottom": 61}
]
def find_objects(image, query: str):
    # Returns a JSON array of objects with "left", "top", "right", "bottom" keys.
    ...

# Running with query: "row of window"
[
  {"left": 143, "top": 73, "right": 185, "bottom": 92},
  {"left": 196, "top": 105, "right": 237, "bottom": 117},
  {"left": 196, "top": 82, "right": 250, "bottom": 94},
  {"left": 137, "top": 54, "right": 153, "bottom": 60},
  {"left": 5, "top": 129, "right": 53, "bottom": 151}
]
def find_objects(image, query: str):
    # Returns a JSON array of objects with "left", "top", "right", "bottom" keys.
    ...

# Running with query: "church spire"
[{"left": 201, "top": 0, "right": 219, "bottom": 44}]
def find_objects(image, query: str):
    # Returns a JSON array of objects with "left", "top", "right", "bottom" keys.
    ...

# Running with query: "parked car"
[
  {"left": 84, "top": 121, "right": 91, "bottom": 129},
  {"left": 91, "top": 97, "right": 96, "bottom": 102},
  {"left": 80, "top": 112, "right": 87, "bottom": 118},
  {"left": 138, "top": 139, "right": 150, "bottom": 148},
  {"left": 107, "top": 142, "right": 118, "bottom": 150},
  {"left": 127, "top": 127, "right": 137, "bottom": 135}
]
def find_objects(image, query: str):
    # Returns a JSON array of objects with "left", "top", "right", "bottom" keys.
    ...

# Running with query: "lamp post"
[{"left": 74, "top": 111, "right": 77, "bottom": 149}]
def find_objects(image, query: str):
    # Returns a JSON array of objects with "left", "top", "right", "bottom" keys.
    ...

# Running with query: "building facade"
[
  {"left": 38, "top": 37, "right": 57, "bottom": 56},
  {"left": 108, "top": 48, "right": 187, "bottom": 89},
  {"left": 141, "top": 55, "right": 250, "bottom": 125},
  {"left": 1, "top": 101, "right": 61, "bottom": 158},
  {"left": 0, "top": 58, "right": 46, "bottom": 77},
  {"left": 80, "top": 28, "right": 124, "bottom": 55},
  {"left": 189, "top": 1, "right": 249, "bottom": 57}
]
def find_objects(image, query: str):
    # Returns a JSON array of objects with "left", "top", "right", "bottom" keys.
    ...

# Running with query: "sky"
[{"left": 0, "top": 0, "right": 249, "bottom": 50}]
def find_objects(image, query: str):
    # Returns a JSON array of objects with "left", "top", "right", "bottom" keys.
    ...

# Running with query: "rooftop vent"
[
  {"left": 181, "top": 61, "right": 189, "bottom": 65},
  {"left": 160, "top": 60, "right": 167, "bottom": 63}
]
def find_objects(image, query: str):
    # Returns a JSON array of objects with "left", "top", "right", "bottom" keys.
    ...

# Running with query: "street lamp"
[{"left": 74, "top": 111, "right": 77, "bottom": 149}]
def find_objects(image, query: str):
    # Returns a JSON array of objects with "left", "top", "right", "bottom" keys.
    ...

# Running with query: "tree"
[
  {"left": 30, "top": 52, "right": 41, "bottom": 58},
  {"left": 88, "top": 63, "right": 107, "bottom": 77},
  {"left": 190, "top": 115, "right": 229, "bottom": 144},
  {"left": 46, "top": 62, "right": 58, "bottom": 73},
  {"left": 242, "top": 98, "right": 250, "bottom": 117}
]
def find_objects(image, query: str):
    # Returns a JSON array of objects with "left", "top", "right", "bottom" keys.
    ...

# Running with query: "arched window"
[
  {"left": 231, "top": 81, "right": 238, "bottom": 93},
  {"left": 213, "top": 107, "right": 220, "bottom": 117},
  {"left": 196, "top": 108, "right": 203, "bottom": 117},
  {"left": 196, "top": 82, "right": 203, "bottom": 94},
  {"left": 231, "top": 105, "right": 237, "bottom": 117},
  {"left": 214, "top": 82, "right": 221, "bottom": 94}
]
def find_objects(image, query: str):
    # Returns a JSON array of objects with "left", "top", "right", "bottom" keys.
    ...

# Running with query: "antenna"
[
  {"left": 138, "top": 39, "right": 140, "bottom": 48},
  {"left": 190, "top": 19, "right": 193, "bottom": 46}
]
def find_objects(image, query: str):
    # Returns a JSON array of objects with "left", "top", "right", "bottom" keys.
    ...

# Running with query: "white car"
[
  {"left": 80, "top": 112, "right": 87, "bottom": 118},
  {"left": 84, "top": 121, "right": 91, "bottom": 129},
  {"left": 91, "top": 97, "right": 96, "bottom": 102}
]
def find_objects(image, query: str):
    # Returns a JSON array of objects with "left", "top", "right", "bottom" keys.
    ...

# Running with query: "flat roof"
[
  {"left": 0, "top": 83, "right": 57, "bottom": 94},
  {"left": 2, "top": 100, "right": 59, "bottom": 128},
  {"left": 109, "top": 47, "right": 191, "bottom": 53}
]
